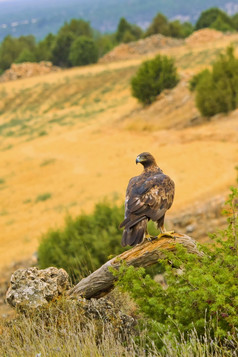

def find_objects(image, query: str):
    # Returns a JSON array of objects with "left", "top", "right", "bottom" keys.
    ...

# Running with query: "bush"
[
  {"left": 69, "top": 36, "right": 98, "bottom": 66},
  {"left": 38, "top": 202, "right": 127, "bottom": 281},
  {"left": 15, "top": 48, "right": 36, "bottom": 63},
  {"left": 51, "top": 32, "right": 75, "bottom": 67},
  {"left": 194, "top": 46, "right": 238, "bottom": 117},
  {"left": 115, "top": 186, "right": 238, "bottom": 348},
  {"left": 116, "top": 18, "right": 143, "bottom": 43},
  {"left": 131, "top": 54, "right": 179, "bottom": 105},
  {"left": 189, "top": 69, "right": 210, "bottom": 91},
  {"left": 196, "top": 7, "right": 234, "bottom": 30},
  {"left": 145, "top": 13, "right": 170, "bottom": 37}
]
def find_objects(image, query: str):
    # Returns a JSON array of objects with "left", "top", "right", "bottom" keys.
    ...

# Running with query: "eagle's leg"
[
  {"left": 144, "top": 228, "right": 153, "bottom": 242},
  {"left": 157, "top": 224, "right": 175, "bottom": 239}
]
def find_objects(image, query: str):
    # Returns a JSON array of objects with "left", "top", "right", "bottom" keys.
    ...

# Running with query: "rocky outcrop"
[
  {"left": 6, "top": 267, "right": 70, "bottom": 310},
  {"left": 0, "top": 61, "right": 61, "bottom": 82},
  {"left": 100, "top": 34, "right": 183, "bottom": 63},
  {"left": 185, "top": 29, "right": 224, "bottom": 46}
]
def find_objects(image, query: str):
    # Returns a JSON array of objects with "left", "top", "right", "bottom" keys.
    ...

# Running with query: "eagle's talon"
[
  {"left": 157, "top": 231, "right": 175, "bottom": 240},
  {"left": 144, "top": 234, "right": 153, "bottom": 242}
]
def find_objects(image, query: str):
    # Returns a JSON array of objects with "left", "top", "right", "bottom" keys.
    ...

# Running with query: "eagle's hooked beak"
[{"left": 136, "top": 156, "right": 140, "bottom": 164}]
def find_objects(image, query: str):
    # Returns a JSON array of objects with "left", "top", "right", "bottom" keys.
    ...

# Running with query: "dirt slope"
[{"left": 0, "top": 33, "right": 238, "bottom": 271}]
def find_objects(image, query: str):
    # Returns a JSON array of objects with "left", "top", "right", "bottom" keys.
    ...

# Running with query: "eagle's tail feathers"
[
  {"left": 120, "top": 215, "right": 147, "bottom": 229},
  {"left": 121, "top": 219, "right": 147, "bottom": 247},
  {"left": 130, "top": 227, "right": 144, "bottom": 246}
]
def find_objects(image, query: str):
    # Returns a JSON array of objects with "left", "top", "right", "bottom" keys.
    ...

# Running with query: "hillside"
[
  {"left": 0, "top": 31, "right": 238, "bottom": 271},
  {"left": 0, "top": 0, "right": 237, "bottom": 41}
]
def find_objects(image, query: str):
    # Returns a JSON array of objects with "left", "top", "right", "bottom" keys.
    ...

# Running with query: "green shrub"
[
  {"left": 131, "top": 54, "right": 179, "bottom": 105},
  {"left": 69, "top": 36, "right": 98, "bottom": 66},
  {"left": 116, "top": 17, "right": 143, "bottom": 43},
  {"left": 14, "top": 48, "right": 36, "bottom": 64},
  {"left": 196, "top": 7, "right": 234, "bottom": 31},
  {"left": 115, "top": 186, "right": 238, "bottom": 347},
  {"left": 189, "top": 69, "right": 210, "bottom": 91},
  {"left": 38, "top": 202, "right": 127, "bottom": 281},
  {"left": 194, "top": 46, "right": 238, "bottom": 117}
]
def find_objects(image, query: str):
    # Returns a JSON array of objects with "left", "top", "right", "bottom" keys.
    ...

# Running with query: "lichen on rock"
[{"left": 6, "top": 267, "right": 70, "bottom": 310}]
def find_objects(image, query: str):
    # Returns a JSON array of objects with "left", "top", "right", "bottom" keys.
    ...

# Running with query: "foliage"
[
  {"left": 69, "top": 36, "right": 98, "bottom": 66},
  {"left": 38, "top": 202, "right": 127, "bottom": 282},
  {"left": 115, "top": 186, "right": 238, "bottom": 348},
  {"left": 14, "top": 48, "right": 36, "bottom": 64},
  {"left": 131, "top": 54, "right": 179, "bottom": 105},
  {"left": 232, "top": 13, "right": 238, "bottom": 31},
  {"left": 34, "top": 33, "right": 55, "bottom": 62},
  {"left": 145, "top": 13, "right": 193, "bottom": 39},
  {"left": 51, "top": 31, "right": 75, "bottom": 67},
  {"left": 196, "top": 7, "right": 234, "bottom": 31},
  {"left": 145, "top": 13, "right": 170, "bottom": 37},
  {"left": 169, "top": 20, "right": 194, "bottom": 39},
  {"left": 95, "top": 33, "right": 116, "bottom": 57},
  {"left": 0, "top": 35, "right": 36, "bottom": 71},
  {"left": 58, "top": 18, "right": 93, "bottom": 39},
  {"left": 194, "top": 46, "right": 238, "bottom": 117},
  {"left": 189, "top": 69, "right": 210, "bottom": 91},
  {"left": 116, "top": 17, "right": 143, "bottom": 43},
  {"left": 210, "top": 15, "right": 235, "bottom": 32}
]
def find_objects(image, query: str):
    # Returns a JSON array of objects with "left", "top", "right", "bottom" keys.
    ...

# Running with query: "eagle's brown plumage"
[{"left": 120, "top": 152, "right": 175, "bottom": 247}]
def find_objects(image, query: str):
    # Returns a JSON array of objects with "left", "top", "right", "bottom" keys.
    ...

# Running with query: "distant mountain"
[{"left": 0, "top": 0, "right": 238, "bottom": 42}]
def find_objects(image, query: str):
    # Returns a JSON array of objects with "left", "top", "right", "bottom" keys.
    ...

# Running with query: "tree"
[
  {"left": 210, "top": 15, "right": 234, "bottom": 32},
  {"left": 195, "top": 47, "right": 238, "bottom": 116},
  {"left": 116, "top": 17, "right": 142, "bottom": 43},
  {"left": 196, "top": 7, "right": 233, "bottom": 30},
  {"left": 51, "top": 32, "right": 75, "bottom": 67},
  {"left": 95, "top": 34, "right": 115, "bottom": 58},
  {"left": 0, "top": 35, "right": 36, "bottom": 71},
  {"left": 131, "top": 54, "right": 179, "bottom": 105},
  {"left": 169, "top": 20, "right": 187, "bottom": 38},
  {"left": 59, "top": 18, "right": 93, "bottom": 38},
  {"left": 69, "top": 36, "right": 98, "bottom": 66},
  {"left": 232, "top": 13, "right": 238, "bottom": 31},
  {"left": 180, "top": 21, "right": 194, "bottom": 38},
  {"left": 145, "top": 13, "right": 170, "bottom": 37},
  {"left": 116, "top": 18, "right": 132, "bottom": 42},
  {"left": 35, "top": 33, "right": 55, "bottom": 62},
  {"left": 15, "top": 48, "right": 36, "bottom": 63}
]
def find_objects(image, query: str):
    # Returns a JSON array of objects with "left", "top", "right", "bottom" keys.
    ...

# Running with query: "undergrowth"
[{"left": 115, "top": 186, "right": 238, "bottom": 351}]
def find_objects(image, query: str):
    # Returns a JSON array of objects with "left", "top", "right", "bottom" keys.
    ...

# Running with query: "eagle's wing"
[{"left": 120, "top": 173, "right": 174, "bottom": 246}]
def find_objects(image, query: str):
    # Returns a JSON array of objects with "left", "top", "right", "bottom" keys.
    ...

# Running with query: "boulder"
[{"left": 6, "top": 267, "right": 70, "bottom": 310}]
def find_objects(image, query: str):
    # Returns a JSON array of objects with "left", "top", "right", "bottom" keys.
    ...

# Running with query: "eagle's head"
[{"left": 136, "top": 152, "right": 157, "bottom": 168}]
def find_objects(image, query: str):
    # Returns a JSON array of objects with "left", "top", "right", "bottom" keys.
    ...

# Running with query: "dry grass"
[{"left": 0, "top": 298, "right": 237, "bottom": 357}]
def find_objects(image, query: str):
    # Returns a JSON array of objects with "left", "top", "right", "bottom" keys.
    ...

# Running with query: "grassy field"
[{"left": 0, "top": 33, "right": 238, "bottom": 271}]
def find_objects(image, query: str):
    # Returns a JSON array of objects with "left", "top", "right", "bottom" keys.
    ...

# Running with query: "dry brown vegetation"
[{"left": 0, "top": 31, "right": 238, "bottom": 272}]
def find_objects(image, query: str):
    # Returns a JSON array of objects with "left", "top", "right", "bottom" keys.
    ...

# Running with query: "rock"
[
  {"left": 186, "top": 224, "right": 196, "bottom": 233},
  {"left": 186, "top": 29, "right": 224, "bottom": 46},
  {"left": 0, "top": 61, "right": 61, "bottom": 83},
  {"left": 99, "top": 34, "right": 184, "bottom": 63},
  {"left": 6, "top": 267, "right": 70, "bottom": 310}
]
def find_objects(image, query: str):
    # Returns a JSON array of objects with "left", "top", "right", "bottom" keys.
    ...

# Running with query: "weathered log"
[{"left": 68, "top": 232, "right": 203, "bottom": 299}]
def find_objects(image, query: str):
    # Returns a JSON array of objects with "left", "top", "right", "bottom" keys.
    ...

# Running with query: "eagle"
[{"left": 120, "top": 152, "right": 175, "bottom": 247}]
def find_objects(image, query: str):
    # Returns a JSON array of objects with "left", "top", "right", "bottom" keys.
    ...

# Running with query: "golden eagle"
[{"left": 120, "top": 152, "right": 175, "bottom": 247}]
